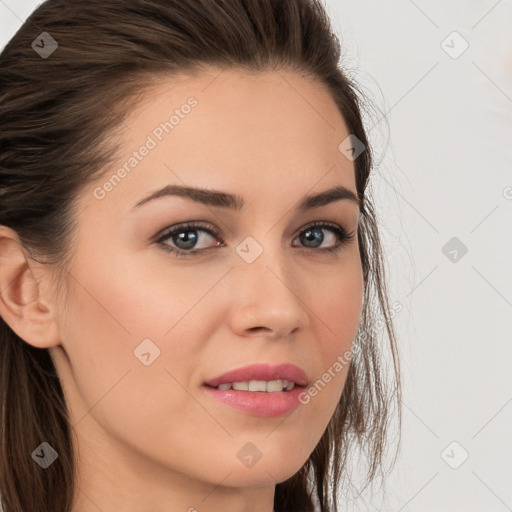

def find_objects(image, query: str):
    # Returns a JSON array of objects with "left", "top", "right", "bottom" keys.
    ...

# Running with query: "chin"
[
  {"left": 220, "top": 466, "right": 300, "bottom": 488},
  {"left": 223, "top": 455, "right": 308, "bottom": 487}
]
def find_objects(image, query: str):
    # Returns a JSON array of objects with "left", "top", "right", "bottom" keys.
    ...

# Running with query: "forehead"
[
  {"left": 82, "top": 68, "right": 357, "bottom": 214},
  {"left": 128, "top": 68, "right": 349, "bottom": 142}
]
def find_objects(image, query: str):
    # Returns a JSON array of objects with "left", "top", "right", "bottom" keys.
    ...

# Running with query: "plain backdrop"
[{"left": 1, "top": 1, "right": 511, "bottom": 511}]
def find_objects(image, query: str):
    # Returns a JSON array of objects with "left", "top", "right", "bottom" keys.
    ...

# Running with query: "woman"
[{"left": 0, "top": 1, "right": 401, "bottom": 511}]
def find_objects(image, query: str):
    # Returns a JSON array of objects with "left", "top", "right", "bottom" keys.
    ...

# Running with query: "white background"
[{"left": 1, "top": 1, "right": 511, "bottom": 511}]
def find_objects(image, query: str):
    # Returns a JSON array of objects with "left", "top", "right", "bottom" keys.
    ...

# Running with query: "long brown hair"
[{"left": 0, "top": 1, "right": 401, "bottom": 510}]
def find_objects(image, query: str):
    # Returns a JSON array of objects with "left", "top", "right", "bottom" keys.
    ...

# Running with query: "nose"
[{"left": 227, "top": 245, "right": 310, "bottom": 340}]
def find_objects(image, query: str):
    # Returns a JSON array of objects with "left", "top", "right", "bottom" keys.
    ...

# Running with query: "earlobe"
[{"left": 0, "top": 226, "right": 61, "bottom": 349}]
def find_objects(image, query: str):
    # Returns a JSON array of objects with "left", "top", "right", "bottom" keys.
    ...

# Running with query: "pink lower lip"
[{"left": 202, "top": 384, "right": 305, "bottom": 417}]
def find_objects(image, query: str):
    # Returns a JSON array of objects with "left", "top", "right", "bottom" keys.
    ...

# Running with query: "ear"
[{"left": 0, "top": 226, "right": 61, "bottom": 349}]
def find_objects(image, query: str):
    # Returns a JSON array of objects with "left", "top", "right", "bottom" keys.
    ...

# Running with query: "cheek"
[
  {"left": 55, "top": 258, "right": 213, "bottom": 458},
  {"left": 312, "top": 251, "right": 364, "bottom": 348},
  {"left": 321, "top": 269, "right": 363, "bottom": 349},
  {"left": 301, "top": 255, "right": 363, "bottom": 416},
  {"left": 57, "top": 247, "right": 224, "bottom": 405}
]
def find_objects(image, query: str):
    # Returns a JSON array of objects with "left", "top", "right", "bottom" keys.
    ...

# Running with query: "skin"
[{"left": 0, "top": 68, "right": 363, "bottom": 512}]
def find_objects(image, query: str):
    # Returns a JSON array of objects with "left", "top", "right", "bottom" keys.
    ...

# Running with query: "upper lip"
[{"left": 204, "top": 363, "right": 308, "bottom": 388}]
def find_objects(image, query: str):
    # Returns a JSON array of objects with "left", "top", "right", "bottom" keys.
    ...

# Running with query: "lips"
[{"left": 203, "top": 363, "right": 308, "bottom": 388}]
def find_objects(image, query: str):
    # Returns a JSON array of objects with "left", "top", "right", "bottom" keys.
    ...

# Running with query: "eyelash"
[{"left": 155, "top": 221, "right": 356, "bottom": 258}]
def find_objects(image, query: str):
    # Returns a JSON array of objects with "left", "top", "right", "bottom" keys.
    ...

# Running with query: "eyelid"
[
  {"left": 154, "top": 220, "right": 220, "bottom": 243},
  {"left": 155, "top": 219, "right": 350, "bottom": 238}
]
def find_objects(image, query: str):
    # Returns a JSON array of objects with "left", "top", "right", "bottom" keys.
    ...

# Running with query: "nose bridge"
[
  {"left": 228, "top": 231, "right": 309, "bottom": 335},
  {"left": 235, "top": 231, "right": 292, "bottom": 292}
]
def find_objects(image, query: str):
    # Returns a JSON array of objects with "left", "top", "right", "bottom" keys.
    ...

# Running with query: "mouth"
[
  {"left": 203, "top": 379, "right": 303, "bottom": 392},
  {"left": 201, "top": 363, "right": 309, "bottom": 417},
  {"left": 201, "top": 381, "right": 308, "bottom": 417},
  {"left": 203, "top": 362, "right": 309, "bottom": 389}
]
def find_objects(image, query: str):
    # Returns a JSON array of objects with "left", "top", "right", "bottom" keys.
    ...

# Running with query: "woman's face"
[{"left": 49, "top": 69, "right": 363, "bottom": 509}]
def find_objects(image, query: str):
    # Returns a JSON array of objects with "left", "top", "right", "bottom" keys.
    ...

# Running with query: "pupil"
[
  {"left": 302, "top": 228, "right": 323, "bottom": 248},
  {"left": 175, "top": 230, "right": 197, "bottom": 250}
]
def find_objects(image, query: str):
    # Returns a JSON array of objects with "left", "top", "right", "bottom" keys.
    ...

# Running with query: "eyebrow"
[{"left": 129, "top": 183, "right": 360, "bottom": 212}]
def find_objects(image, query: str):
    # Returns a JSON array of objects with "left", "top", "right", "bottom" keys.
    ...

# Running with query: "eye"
[
  {"left": 155, "top": 221, "right": 221, "bottom": 255},
  {"left": 292, "top": 222, "right": 355, "bottom": 253},
  {"left": 155, "top": 221, "right": 356, "bottom": 257}
]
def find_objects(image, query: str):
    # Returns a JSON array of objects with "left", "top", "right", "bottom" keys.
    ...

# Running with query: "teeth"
[
  {"left": 216, "top": 380, "right": 296, "bottom": 392},
  {"left": 285, "top": 380, "right": 295, "bottom": 391}
]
